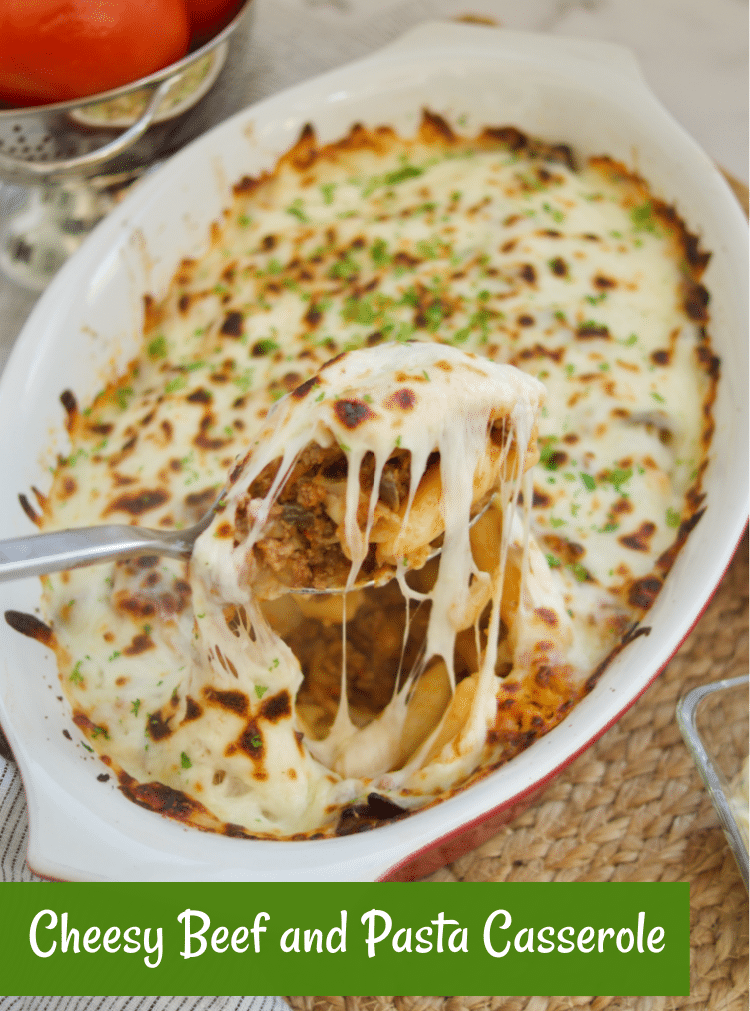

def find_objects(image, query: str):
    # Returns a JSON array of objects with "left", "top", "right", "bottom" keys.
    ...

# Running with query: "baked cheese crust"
[{"left": 11, "top": 113, "right": 717, "bottom": 839}]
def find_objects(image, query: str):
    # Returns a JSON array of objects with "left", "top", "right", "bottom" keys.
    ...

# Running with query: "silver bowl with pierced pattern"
[{"left": 0, "top": 0, "right": 253, "bottom": 290}]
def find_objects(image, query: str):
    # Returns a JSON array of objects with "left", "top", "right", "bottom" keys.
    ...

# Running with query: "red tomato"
[
  {"left": 182, "top": 0, "right": 243, "bottom": 45},
  {"left": 0, "top": 0, "right": 190, "bottom": 107}
]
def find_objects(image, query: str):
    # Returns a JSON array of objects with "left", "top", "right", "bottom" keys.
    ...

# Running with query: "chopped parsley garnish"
[
  {"left": 254, "top": 339, "right": 279, "bottom": 356},
  {"left": 232, "top": 368, "right": 254, "bottom": 393},
  {"left": 542, "top": 201, "right": 564, "bottom": 223},
  {"left": 666, "top": 507, "right": 681, "bottom": 528},
  {"left": 329, "top": 255, "right": 359, "bottom": 280},
  {"left": 569, "top": 562, "right": 589, "bottom": 582},
  {"left": 165, "top": 375, "right": 187, "bottom": 394},
  {"left": 607, "top": 467, "right": 633, "bottom": 494},
  {"left": 384, "top": 164, "right": 423, "bottom": 186},
  {"left": 545, "top": 554, "right": 561, "bottom": 568},
  {"left": 255, "top": 684, "right": 269, "bottom": 699},
  {"left": 114, "top": 386, "right": 134, "bottom": 411},
  {"left": 580, "top": 472, "right": 596, "bottom": 491},
  {"left": 131, "top": 699, "right": 141, "bottom": 717},
  {"left": 285, "top": 198, "right": 309, "bottom": 223},
  {"left": 180, "top": 752, "right": 192, "bottom": 769},
  {"left": 69, "top": 661, "right": 84, "bottom": 686},
  {"left": 147, "top": 334, "right": 168, "bottom": 359},
  {"left": 630, "top": 201, "right": 661, "bottom": 235},
  {"left": 371, "top": 238, "right": 390, "bottom": 268},
  {"left": 320, "top": 183, "right": 336, "bottom": 205},
  {"left": 651, "top": 391, "right": 666, "bottom": 404}
]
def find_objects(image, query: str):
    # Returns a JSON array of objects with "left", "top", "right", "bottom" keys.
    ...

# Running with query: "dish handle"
[
  {"left": 0, "top": 73, "right": 182, "bottom": 187},
  {"left": 379, "top": 20, "right": 647, "bottom": 87}
]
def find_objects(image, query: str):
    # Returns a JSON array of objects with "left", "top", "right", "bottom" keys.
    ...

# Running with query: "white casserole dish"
[{"left": 0, "top": 22, "right": 746, "bottom": 881}]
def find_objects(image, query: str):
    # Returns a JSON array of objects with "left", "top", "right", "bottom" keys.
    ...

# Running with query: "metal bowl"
[
  {"left": 0, "top": 1, "right": 253, "bottom": 290},
  {"left": 0, "top": 1, "right": 253, "bottom": 185}
]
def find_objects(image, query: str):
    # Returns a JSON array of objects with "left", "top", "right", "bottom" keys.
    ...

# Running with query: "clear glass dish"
[{"left": 677, "top": 674, "right": 749, "bottom": 889}]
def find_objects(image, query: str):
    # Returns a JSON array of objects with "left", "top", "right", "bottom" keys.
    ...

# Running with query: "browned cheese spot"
[
  {"left": 593, "top": 274, "right": 616, "bottom": 289},
  {"left": 618, "top": 521, "right": 657, "bottom": 552},
  {"left": 543, "top": 535, "right": 584, "bottom": 565},
  {"left": 335, "top": 793, "right": 408, "bottom": 835},
  {"left": 219, "top": 311, "right": 244, "bottom": 337},
  {"left": 549, "top": 257, "right": 568, "bottom": 277},
  {"left": 628, "top": 575, "right": 662, "bottom": 610},
  {"left": 4, "top": 610, "right": 56, "bottom": 647},
  {"left": 224, "top": 822, "right": 251, "bottom": 838},
  {"left": 234, "top": 720, "right": 267, "bottom": 778},
  {"left": 204, "top": 686, "right": 249, "bottom": 717},
  {"left": 260, "top": 690, "right": 292, "bottom": 723},
  {"left": 146, "top": 710, "right": 173, "bottom": 742},
  {"left": 304, "top": 303, "right": 323, "bottom": 328},
  {"left": 612, "top": 497, "right": 633, "bottom": 515},
  {"left": 105, "top": 488, "right": 169, "bottom": 517},
  {"left": 18, "top": 493, "right": 40, "bottom": 525},
  {"left": 385, "top": 387, "right": 416, "bottom": 412},
  {"left": 184, "top": 487, "right": 218, "bottom": 519},
  {"left": 517, "top": 343, "right": 564, "bottom": 364},
  {"left": 142, "top": 293, "right": 161, "bottom": 330},
  {"left": 531, "top": 487, "right": 552, "bottom": 508},
  {"left": 118, "top": 772, "right": 214, "bottom": 823},
  {"left": 73, "top": 712, "right": 108, "bottom": 739},
  {"left": 683, "top": 281, "right": 710, "bottom": 322},
  {"left": 576, "top": 323, "right": 610, "bottom": 340},
  {"left": 695, "top": 344, "right": 721, "bottom": 380},
  {"left": 534, "top": 607, "right": 558, "bottom": 627},
  {"left": 187, "top": 388, "right": 212, "bottom": 404},
  {"left": 122, "top": 633, "right": 155, "bottom": 656},
  {"left": 183, "top": 696, "right": 203, "bottom": 722},
  {"left": 194, "top": 412, "right": 230, "bottom": 452},
  {"left": 291, "top": 375, "right": 321, "bottom": 400},
  {"left": 60, "top": 390, "right": 78, "bottom": 432},
  {"left": 333, "top": 398, "right": 376, "bottom": 429}
]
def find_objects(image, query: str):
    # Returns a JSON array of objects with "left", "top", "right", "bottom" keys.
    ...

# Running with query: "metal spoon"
[
  {"left": 0, "top": 496, "right": 492, "bottom": 588},
  {"left": 0, "top": 508, "right": 218, "bottom": 583}
]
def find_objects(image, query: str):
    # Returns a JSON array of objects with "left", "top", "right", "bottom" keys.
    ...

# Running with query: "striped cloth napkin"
[{"left": 0, "top": 734, "right": 290, "bottom": 1008}]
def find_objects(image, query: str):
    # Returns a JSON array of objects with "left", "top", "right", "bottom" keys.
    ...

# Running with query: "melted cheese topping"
[{"left": 29, "top": 117, "right": 717, "bottom": 839}]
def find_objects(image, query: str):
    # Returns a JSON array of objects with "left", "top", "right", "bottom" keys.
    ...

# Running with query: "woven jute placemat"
[{"left": 287, "top": 533, "right": 749, "bottom": 1009}]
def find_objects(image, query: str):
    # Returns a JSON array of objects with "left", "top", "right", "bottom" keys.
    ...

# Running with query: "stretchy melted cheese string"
[{"left": 189, "top": 342, "right": 544, "bottom": 806}]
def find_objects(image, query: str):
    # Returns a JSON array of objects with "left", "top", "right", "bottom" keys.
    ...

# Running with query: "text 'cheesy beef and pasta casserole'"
[{"left": 6, "top": 113, "right": 718, "bottom": 840}]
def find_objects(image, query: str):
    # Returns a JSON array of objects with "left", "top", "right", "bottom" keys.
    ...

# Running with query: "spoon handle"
[{"left": 0, "top": 524, "right": 191, "bottom": 582}]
